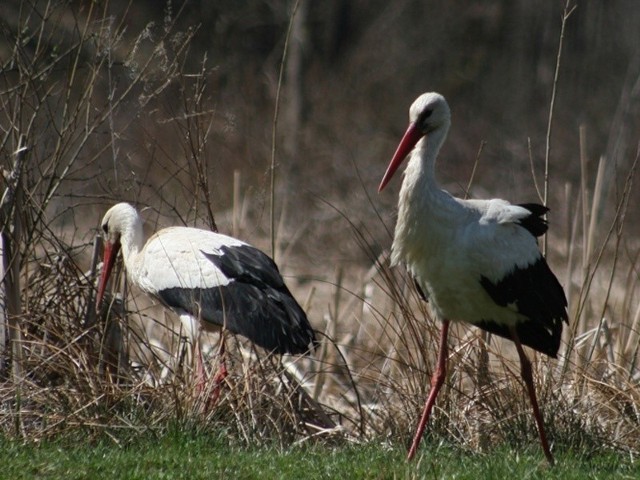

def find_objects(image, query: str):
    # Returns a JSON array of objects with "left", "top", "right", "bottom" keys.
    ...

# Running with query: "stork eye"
[
  {"left": 102, "top": 224, "right": 109, "bottom": 234},
  {"left": 417, "top": 109, "right": 433, "bottom": 127}
]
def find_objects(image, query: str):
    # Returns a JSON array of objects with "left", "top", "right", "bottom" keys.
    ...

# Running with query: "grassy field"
[
  {"left": 1, "top": 430, "right": 638, "bottom": 480},
  {"left": 1, "top": 2, "right": 640, "bottom": 479}
]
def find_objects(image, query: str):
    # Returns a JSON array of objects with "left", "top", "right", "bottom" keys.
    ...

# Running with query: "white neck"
[
  {"left": 397, "top": 123, "right": 450, "bottom": 218},
  {"left": 391, "top": 124, "right": 455, "bottom": 265},
  {"left": 406, "top": 124, "right": 448, "bottom": 191},
  {"left": 119, "top": 214, "right": 145, "bottom": 275}
]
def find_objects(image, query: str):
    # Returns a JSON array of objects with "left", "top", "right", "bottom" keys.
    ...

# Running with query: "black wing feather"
[
  {"left": 516, "top": 203, "right": 549, "bottom": 238},
  {"left": 479, "top": 256, "right": 568, "bottom": 357},
  {"left": 158, "top": 245, "right": 317, "bottom": 355}
]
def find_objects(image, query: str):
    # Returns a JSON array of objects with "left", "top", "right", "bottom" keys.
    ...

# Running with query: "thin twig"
[
  {"left": 543, "top": 0, "right": 576, "bottom": 254},
  {"left": 270, "top": 0, "right": 301, "bottom": 260},
  {"left": 464, "top": 140, "right": 486, "bottom": 199},
  {"left": 528, "top": 137, "right": 543, "bottom": 201}
]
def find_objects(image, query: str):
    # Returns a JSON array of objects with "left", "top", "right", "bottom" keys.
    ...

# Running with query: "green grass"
[{"left": 0, "top": 430, "right": 637, "bottom": 480}]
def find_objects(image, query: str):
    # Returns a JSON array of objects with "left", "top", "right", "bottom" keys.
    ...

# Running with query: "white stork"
[
  {"left": 95, "top": 203, "right": 317, "bottom": 391},
  {"left": 378, "top": 93, "right": 567, "bottom": 465}
]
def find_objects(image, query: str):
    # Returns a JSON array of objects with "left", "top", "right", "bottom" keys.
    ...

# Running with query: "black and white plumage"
[
  {"left": 95, "top": 203, "right": 317, "bottom": 366},
  {"left": 378, "top": 93, "right": 568, "bottom": 464}
]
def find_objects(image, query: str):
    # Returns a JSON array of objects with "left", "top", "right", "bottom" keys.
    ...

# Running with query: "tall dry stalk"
[
  {"left": 542, "top": 0, "right": 576, "bottom": 255},
  {"left": 269, "top": 0, "right": 302, "bottom": 261}
]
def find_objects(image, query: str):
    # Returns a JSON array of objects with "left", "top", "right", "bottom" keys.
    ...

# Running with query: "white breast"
[{"left": 395, "top": 192, "right": 541, "bottom": 325}]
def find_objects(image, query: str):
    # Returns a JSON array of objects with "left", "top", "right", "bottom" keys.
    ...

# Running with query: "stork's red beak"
[
  {"left": 378, "top": 122, "right": 423, "bottom": 192},
  {"left": 96, "top": 240, "right": 121, "bottom": 310}
]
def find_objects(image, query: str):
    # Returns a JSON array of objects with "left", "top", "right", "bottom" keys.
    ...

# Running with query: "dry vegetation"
[{"left": 1, "top": 0, "right": 639, "bottom": 460}]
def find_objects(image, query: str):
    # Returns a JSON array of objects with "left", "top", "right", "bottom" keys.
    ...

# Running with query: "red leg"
[
  {"left": 509, "top": 327, "right": 555, "bottom": 466},
  {"left": 194, "top": 338, "right": 208, "bottom": 396},
  {"left": 213, "top": 333, "right": 228, "bottom": 383},
  {"left": 407, "top": 319, "right": 450, "bottom": 461},
  {"left": 207, "top": 333, "right": 228, "bottom": 408}
]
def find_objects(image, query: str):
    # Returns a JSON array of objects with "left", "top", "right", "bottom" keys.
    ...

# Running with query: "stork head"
[
  {"left": 378, "top": 92, "right": 451, "bottom": 191},
  {"left": 96, "top": 203, "right": 139, "bottom": 309}
]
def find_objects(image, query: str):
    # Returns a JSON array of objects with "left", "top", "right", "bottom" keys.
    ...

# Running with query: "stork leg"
[
  {"left": 193, "top": 337, "right": 208, "bottom": 395},
  {"left": 407, "top": 319, "right": 450, "bottom": 461},
  {"left": 206, "top": 333, "right": 228, "bottom": 408},
  {"left": 509, "top": 327, "right": 555, "bottom": 466},
  {"left": 213, "top": 333, "right": 228, "bottom": 383},
  {"left": 192, "top": 332, "right": 228, "bottom": 409}
]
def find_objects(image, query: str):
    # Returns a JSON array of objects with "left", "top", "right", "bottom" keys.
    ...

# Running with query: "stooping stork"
[
  {"left": 378, "top": 93, "right": 568, "bottom": 465},
  {"left": 95, "top": 203, "right": 317, "bottom": 392}
]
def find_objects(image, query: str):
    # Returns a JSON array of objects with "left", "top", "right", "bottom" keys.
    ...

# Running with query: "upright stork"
[
  {"left": 96, "top": 203, "right": 317, "bottom": 390},
  {"left": 378, "top": 93, "right": 567, "bottom": 465}
]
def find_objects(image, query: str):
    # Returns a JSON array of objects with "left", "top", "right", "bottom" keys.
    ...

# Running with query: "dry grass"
[{"left": 1, "top": 0, "right": 639, "bottom": 462}]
